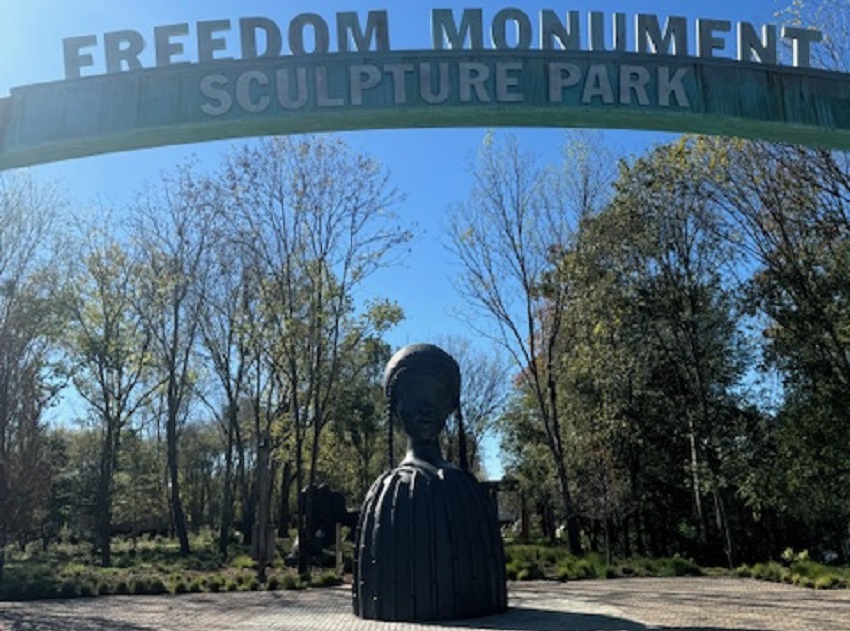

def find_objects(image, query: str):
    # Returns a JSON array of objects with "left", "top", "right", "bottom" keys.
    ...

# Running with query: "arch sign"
[{"left": 0, "top": 8, "right": 848, "bottom": 170}]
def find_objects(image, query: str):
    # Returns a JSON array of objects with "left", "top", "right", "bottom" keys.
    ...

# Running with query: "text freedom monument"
[{"left": 0, "top": 7, "right": 848, "bottom": 169}]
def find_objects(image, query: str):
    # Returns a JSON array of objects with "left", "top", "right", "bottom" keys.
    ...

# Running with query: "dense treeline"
[
  {"left": 0, "top": 134, "right": 848, "bottom": 585},
  {"left": 452, "top": 135, "right": 850, "bottom": 566}
]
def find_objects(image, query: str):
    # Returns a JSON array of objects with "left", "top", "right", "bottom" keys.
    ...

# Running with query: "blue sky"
[{"left": 1, "top": 0, "right": 792, "bottom": 476}]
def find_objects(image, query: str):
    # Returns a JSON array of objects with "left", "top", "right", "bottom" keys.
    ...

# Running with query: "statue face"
[{"left": 394, "top": 373, "right": 455, "bottom": 441}]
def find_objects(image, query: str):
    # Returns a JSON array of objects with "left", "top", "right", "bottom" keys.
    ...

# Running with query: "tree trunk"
[
  {"left": 295, "top": 426, "right": 307, "bottom": 574},
  {"left": 544, "top": 366, "right": 582, "bottom": 555},
  {"left": 714, "top": 490, "right": 735, "bottom": 568},
  {"left": 0, "top": 531, "right": 7, "bottom": 584},
  {"left": 553, "top": 455, "right": 582, "bottom": 554},
  {"left": 218, "top": 411, "right": 236, "bottom": 557},
  {"left": 167, "top": 408, "right": 190, "bottom": 555},
  {"left": 277, "top": 461, "right": 292, "bottom": 538},
  {"left": 687, "top": 416, "right": 708, "bottom": 546},
  {"left": 96, "top": 423, "right": 115, "bottom": 567}
]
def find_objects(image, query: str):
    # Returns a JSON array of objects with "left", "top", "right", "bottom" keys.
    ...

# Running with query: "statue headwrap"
[{"left": 382, "top": 343, "right": 468, "bottom": 470}]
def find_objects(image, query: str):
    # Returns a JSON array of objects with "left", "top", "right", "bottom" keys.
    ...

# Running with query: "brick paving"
[{"left": 1, "top": 578, "right": 848, "bottom": 631}]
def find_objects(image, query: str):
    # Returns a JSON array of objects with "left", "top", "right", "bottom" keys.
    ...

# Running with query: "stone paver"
[{"left": 1, "top": 578, "right": 848, "bottom": 631}]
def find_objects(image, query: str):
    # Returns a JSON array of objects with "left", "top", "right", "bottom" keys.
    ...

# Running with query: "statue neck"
[{"left": 403, "top": 438, "right": 446, "bottom": 467}]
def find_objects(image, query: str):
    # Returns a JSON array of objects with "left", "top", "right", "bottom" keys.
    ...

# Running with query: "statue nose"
[{"left": 417, "top": 400, "right": 435, "bottom": 413}]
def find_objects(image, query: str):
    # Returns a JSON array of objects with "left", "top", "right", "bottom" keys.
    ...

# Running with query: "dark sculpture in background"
[{"left": 353, "top": 343, "right": 508, "bottom": 621}]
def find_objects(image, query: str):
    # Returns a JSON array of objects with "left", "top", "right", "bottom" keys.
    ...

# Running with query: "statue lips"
[{"left": 410, "top": 415, "right": 439, "bottom": 438}]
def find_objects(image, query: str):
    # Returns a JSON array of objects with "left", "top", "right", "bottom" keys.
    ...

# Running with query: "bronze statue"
[{"left": 352, "top": 343, "right": 507, "bottom": 621}]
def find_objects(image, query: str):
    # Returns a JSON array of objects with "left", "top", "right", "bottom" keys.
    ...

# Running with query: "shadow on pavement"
[
  {"left": 1, "top": 610, "right": 157, "bottom": 631},
  {"left": 441, "top": 607, "right": 761, "bottom": 631}
]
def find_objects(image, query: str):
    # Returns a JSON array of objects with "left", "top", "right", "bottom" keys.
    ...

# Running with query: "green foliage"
[
  {"left": 281, "top": 574, "right": 299, "bottom": 590},
  {"left": 231, "top": 554, "right": 257, "bottom": 570},
  {"left": 310, "top": 571, "right": 342, "bottom": 587},
  {"left": 737, "top": 556, "right": 850, "bottom": 590},
  {"left": 503, "top": 544, "right": 703, "bottom": 583}
]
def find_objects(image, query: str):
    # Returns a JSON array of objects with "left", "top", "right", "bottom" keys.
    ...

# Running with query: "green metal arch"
[{"left": 1, "top": 49, "right": 849, "bottom": 170}]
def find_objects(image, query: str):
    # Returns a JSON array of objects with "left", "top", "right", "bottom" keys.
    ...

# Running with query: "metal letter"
[
  {"left": 315, "top": 67, "right": 344, "bottom": 106},
  {"left": 289, "top": 14, "right": 330, "bottom": 55},
  {"left": 491, "top": 9, "right": 532, "bottom": 49},
  {"left": 540, "top": 10, "right": 580, "bottom": 50},
  {"left": 236, "top": 70, "right": 270, "bottom": 113},
  {"left": 459, "top": 62, "right": 490, "bottom": 102},
  {"left": 432, "top": 9, "right": 484, "bottom": 50},
  {"left": 419, "top": 62, "right": 450, "bottom": 104},
  {"left": 582, "top": 64, "right": 615, "bottom": 104},
  {"left": 384, "top": 63, "right": 415, "bottom": 104},
  {"left": 495, "top": 62, "right": 523, "bottom": 102},
  {"left": 738, "top": 23, "right": 777, "bottom": 64},
  {"left": 697, "top": 19, "right": 730, "bottom": 58},
  {"left": 337, "top": 11, "right": 390, "bottom": 52},
  {"left": 240, "top": 18, "right": 283, "bottom": 59},
  {"left": 350, "top": 65, "right": 382, "bottom": 105},
  {"left": 636, "top": 14, "right": 688, "bottom": 55},
  {"left": 200, "top": 74, "right": 233, "bottom": 115},
  {"left": 104, "top": 30, "right": 144, "bottom": 73},
  {"left": 198, "top": 20, "right": 232, "bottom": 63},
  {"left": 589, "top": 12, "right": 627, "bottom": 52},
  {"left": 154, "top": 23, "right": 190, "bottom": 67},
  {"left": 620, "top": 65, "right": 651, "bottom": 105},
  {"left": 548, "top": 62, "right": 581, "bottom": 102},
  {"left": 276, "top": 68, "right": 308, "bottom": 109},
  {"left": 658, "top": 67, "right": 690, "bottom": 106},
  {"left": 63, "top": 35, "right": 98, "bottom": 79},
  {"left": 782, "top": 26, "right": 823, "bottom": 68}
]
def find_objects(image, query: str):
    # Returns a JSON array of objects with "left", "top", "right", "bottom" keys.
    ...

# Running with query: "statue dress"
[{"left": 353, "top": 453, "right": 507, "bottom": 621}]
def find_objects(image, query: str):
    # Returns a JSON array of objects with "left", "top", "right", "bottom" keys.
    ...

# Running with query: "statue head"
[{"left": 383, "top": 343, "right": 460, "bottom": 441}]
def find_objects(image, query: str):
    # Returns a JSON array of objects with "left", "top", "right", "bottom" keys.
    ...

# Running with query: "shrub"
[
  {"left": 814, "top": 575, "right": 840, "bottom": 590},
  {"left": 281, "top": 574, "right": 298, "bottom": 590},
  {"left": 751, "top": 562, "right": 789, "bottom": 584},
  {"left": 232, "top": 554, "right": 257, "bottom": 570},
  {"left": 734, "top": 565, "right": 752, "bottom": 578},
  {"left": 61, "top": 581, "right": 81, "bottom": 599},
  {"left": 132, "top": 578, "right": 150, "bottom": 594},
  {"left": 266, "top": 576, "right": 280, "bottom": 590},
  {"left": 669, "top": 556, "right": 702, "bottom": 577},
  {"left": 21, "top": 580, "right": 57, "bottom": 600},
  {"left": 226, "top": 581, "right": 239, "bottom": 592},
  {"left": 312, "top": 571, "right": 342, "bottom": 587},
  {"left": 208, "top": 576, "right": 224, "bottom": 592},
  {"left": 148, "top": 578, "right": 168, "bottom": 595}
]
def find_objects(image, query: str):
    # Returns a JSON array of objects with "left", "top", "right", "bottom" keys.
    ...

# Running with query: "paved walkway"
[{"left": 1, "top": 578, "right": 848, "bottom": 631}]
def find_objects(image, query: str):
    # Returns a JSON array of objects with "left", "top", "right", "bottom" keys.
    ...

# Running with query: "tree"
[
  {"left": 697, "top": 137, "right": 850, "bottom": 554},
  {"left": 0, "top": 173, "right": 66, "bottom": 581},
  {"left": 776, "top": 0, "right": 850, "bottom": 71},
  {"left": 449, "top": 132, "right": 615, "bottom": 554},
  {"left": 132, "top": 163, "right": 216, "bottom": 556},
  {"left": 66, "top": 216, "right": 157, "bottom": 566},
  {"left": 323, "top": 337, "right": 393, "bottom": 501},
  {"left": 194, "top": 200, "right": 263, "bottom": 554},
  {"left": 437, "top": 336, "right": 510, "bottom": 476},
  {"left": 600, "top": 140, "right": 747, "bottom": 563},
  {"left": 222, "top": 136, "right": 409, "bottom": 572}
]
